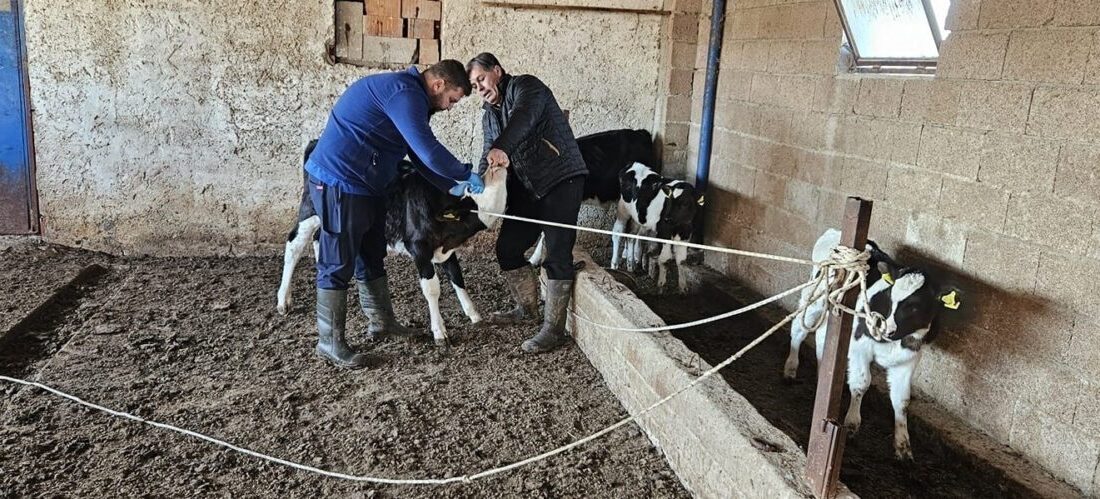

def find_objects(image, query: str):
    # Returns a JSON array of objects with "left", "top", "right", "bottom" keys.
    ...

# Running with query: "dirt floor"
[
  {"left": 0, "top": 240, "right": 689, "bottom": 498},
  {"left": 632, "top": 269, "right": 1050, "bottom": 499}
]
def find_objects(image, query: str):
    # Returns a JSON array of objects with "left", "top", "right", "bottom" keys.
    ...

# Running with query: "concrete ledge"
[{"left": 568, "top": 250, "right": 840, "bottom": 498}]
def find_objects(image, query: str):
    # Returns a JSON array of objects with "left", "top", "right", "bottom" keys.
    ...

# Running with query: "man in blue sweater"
[{"left": 305, "top": 60, "right": 484, "bottom": 369}]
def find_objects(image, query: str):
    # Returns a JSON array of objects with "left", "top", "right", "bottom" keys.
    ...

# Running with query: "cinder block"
[
  {"left": 955, "top": 81, "right": 1033, "bottom": 133},
  {"left": 1007, "top": 193, "right": 1093, "bottom": 253},
  {"left": 916, "top": 125, "right": 982, "bottom": 179},
  {"left": 1053, "top": 0, "right": 1100, "bottom": 26},
  {"left": 418, "top": 39, "right": 439, "bottom": 64},
  {"left": 719, "top": 70, "right": 753, "bottom": 102},
  {"left": 1066, "top": 315, "right": 1100, "bottom": 377},
  {"left": 963, "top": 230, "right": 1040, "bottom": 292},
  {"left": 362, "top": 36, "right": 418, "bottom": 64},
  {"left": 900, "top": 78, "right": 959, "bottom": 125},
  {"left": 788, "top": 111, "right": 831, "bottom": 150},
  {"left": 671, "top": 42, "right": 698, "bottom": 70},
  {"left": 728, "top": 7, "right": 759, "bottom": 40},
  {"left": 814, "top": 189, "right": 848, "bottom": 226},
  {"left": 781, "top": 2, "right": 827, "bottom": 39},
  {"left": 1084, "top": 31, "right": 1100, "bottom": 84},
  {"left": 853, "top": 78, "right": 904, "bottom": 118},
  {"left": 796, "top": 150, "right": 842, "bottom": 188},
  {"left": 407, "top": 18, "right": 435, "bottom": 39},
  {"left": 665, "top": 95, "right": 693, "bottom": 122},
  {"left": 1036, "top": 252, "right": 1100, "bottom": 318},
  {"left": 335, "top": 1, "right": 365, "bottom": 60},
  {"left": 753, "top": 170, "right": 788, "bottom": 206},
  {"left": 877, "top": 119, "right": 923, "bottom": 165},
  {"left": 938, "top": 178, "right": 1009, "bottom": 232},
  {"left": 364, "top": 16, "right": 403, "bottom": 37},
  {"left": 739, "top": 40, "right": 771, "bottom": 70},
  {"left": 945, "top": 0, "right": 980, "bottom": 30},
  {"left": 766, "top": 40, "right": 802, "bottom": 74},
  {"left": 670, "top": 12, "right": 700, "bottom": 42},
  {"left": 840, "top": 157, "right": 888, "bottom": 201},
  {"left": 667, "top": 69, "right": 695, "bottom": 96},
  {"left": 884, "top": 165, "right": 942, "bottom": 213},
  {"left": 1009, "top": 402, "right": 1100, "bottom": 492},
  {"left": 1027, "top": 87, "right": 1100, "bottom": 139},
  {"left": 1055, "top": 141, "right": 1100, "bottom": 203},
  {"left": 812, "top": 76, "right": 858, "bottom": 114},
  {"left": 904, "top": 211, "right": 967, "bottom": 265},
  {"left": 977, "top": 134, "right": 1058, "bottom": 195},
  {"left": 1003, "top": 28, "right": 1092, "bottom": 84},
  {"left": 800, "top": 39, "right": 840, "bottom": 76},
  {"left": 784, "top": 178, "right": 821, "bottom": 222},
  {"left": 367, "top": 0, "right": 401, "bottom": 18},
  {"left": 980, "top": 0, "right": 1054, "bottom": 28},
  {"left": 749, "top": 106, "right": 794, "bottom": 143},
  {"left": 937, "top": 32, "right": 1010, "bottom": 80},
  {"left": 1071, "top": 383, "right": 1100, "bottom": 437},
  {"left": 400, "top": 0, "right": 439, "bottom": 19}
]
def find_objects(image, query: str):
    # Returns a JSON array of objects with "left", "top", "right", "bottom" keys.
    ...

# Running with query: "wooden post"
[{"left": 805, "top": 197, "right": 873, "bottom": 499}]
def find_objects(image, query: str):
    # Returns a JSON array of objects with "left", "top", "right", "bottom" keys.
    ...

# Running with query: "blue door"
[{"left": 0, "top": 0, "right": 36, "bottom": 234}]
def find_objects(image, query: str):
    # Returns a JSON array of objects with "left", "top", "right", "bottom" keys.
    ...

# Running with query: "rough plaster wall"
[
  {"left": 26, "top": 0, "right": 663, "bottom": 255},
  {"left": 687, "top": 0, "right": 1100, "bottom": 492}
]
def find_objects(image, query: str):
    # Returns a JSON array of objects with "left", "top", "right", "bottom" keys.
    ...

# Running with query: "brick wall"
[{"left": 685, "top": 0, "right": 1100, "bottom": 492}]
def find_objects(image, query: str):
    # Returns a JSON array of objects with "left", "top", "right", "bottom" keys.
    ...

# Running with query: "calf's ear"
[
  {"left": 939, "top": 287, "right": 962, "bottom": 310},
  {"left": 661, "top": 184, "right": 674, "bottom": 197}
]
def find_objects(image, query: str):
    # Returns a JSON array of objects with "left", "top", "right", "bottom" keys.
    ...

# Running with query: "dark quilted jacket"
[{"left": 479, "top": 73, "right": 587, "bottom": 199}]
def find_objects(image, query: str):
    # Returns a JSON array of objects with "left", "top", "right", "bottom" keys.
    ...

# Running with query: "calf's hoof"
[{"left": 894, "top": 441, "right": 914, "bottom": 461}]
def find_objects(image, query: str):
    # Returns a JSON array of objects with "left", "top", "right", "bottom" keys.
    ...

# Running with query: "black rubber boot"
[
  {"left": 315, "top": 289, "right": 370, "bottom": 370},
  {"left": 358, "top": 277, "right": 419, "bottom": 340},
  {"left": 490, "top": 266, "right": 540, "bottom": 324},
  {"left": 521, "top": 279, "right": 573, "bottom": 354}
]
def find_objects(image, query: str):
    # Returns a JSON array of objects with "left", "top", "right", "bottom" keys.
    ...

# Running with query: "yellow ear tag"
[
  {"left": 443, "top": 212, "right": 459, "bottom": 221},
  {"left": 697, "top": 195, "right": 705, "bottom": 206},
  {"left": 940, "top": 290, "right": 960, "bottom": 310},
  {"left": 882, "top": 273, "right": 894, "bottom": 285}
]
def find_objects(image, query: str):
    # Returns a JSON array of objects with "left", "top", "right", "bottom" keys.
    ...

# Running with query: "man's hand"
[
  {"left": 487, "top": 148, "right": 510, "bottom": 168},
  {"left": 447, "top": 172, "right": 485, "bottom": 197}
]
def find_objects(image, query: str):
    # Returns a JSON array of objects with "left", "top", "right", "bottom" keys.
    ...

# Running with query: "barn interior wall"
[
  {"left": 25, "top": 0, "right": 666, "bottom": 255},
  {"left": 685, "top": 0, "right": 1100, "bottom": 492}
]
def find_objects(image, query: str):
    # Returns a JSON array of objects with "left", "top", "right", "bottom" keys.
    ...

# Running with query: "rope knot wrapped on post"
[{"left": 800, "top": 245, "right": 889, "bottom": 342}]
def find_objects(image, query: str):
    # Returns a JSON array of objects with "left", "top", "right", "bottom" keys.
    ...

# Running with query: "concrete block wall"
[
  {"left": 685, "top": 0, "right": 1100, "bottom": 493},
  {"left": 26, "top": 0, "right": 664, "bottom": 255}
]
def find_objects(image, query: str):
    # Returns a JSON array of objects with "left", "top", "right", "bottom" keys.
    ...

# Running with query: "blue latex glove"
[{"left": 465, "top": 171, "right": 485, "bottom": 194}]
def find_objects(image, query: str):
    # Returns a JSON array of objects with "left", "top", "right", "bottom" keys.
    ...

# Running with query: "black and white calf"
[
  {"left": 528, "top": 128, "right": 658, "bottom": 265},
  {"left": 611, "top": 163, "right": 704, "bottom": 293},
  {"left": 277, "top": 140, "right": 508, "bottom": 345},
  {"left": 785, "top": 229, "right": 961, "bottom": 460}
]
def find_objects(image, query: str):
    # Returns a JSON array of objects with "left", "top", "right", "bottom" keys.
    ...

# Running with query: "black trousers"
[{"left": 496, "top": 175, "right": 585, "bottom": 280}]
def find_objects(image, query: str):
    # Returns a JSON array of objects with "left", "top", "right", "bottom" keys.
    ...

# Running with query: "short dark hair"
[
  {"left": 466, "top": 52, "right": 503, "bottom": 74},
  {"left": 424, "top": 60, "right": 472, "bottom": 96}
]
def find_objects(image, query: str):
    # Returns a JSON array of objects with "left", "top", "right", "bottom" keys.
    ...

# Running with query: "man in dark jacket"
[
  {"left": 305, "top": 60, "right": 484, "bottom": 370},
  {"left": 466, "top": 53, "right": 588, "bottom": 354}
]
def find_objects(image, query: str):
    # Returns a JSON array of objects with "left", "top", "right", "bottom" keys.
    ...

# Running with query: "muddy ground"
[
  {"left": 635, "top": 271, "right": 1050, "bottom": 499},
  {"left": 0, "top": 239, "right": 689, "bottom": 498}
]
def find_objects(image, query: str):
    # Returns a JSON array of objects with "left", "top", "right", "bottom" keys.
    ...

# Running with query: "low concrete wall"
[{"left": 568, "top": 249, "right": 843, "bottom": 498}]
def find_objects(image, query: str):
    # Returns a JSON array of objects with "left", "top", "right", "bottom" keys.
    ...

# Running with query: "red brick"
[
  {"left": 407, "top": 18, "right": 436, "bottom": 39},
  {"left": 364, "top": 16, "right": 403, "bottom": 38},
  {"left": 367, "top": 0, "right": 401, "bottom": 18},
  {"left": 418, "top": 39, "right": 440, "bottom": 65}
]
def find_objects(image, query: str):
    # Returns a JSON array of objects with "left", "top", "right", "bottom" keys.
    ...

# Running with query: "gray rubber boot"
[
  {"left": 521, "top": 279, "right": 573, "bottom": 354},
  {"left": 358, "top": 277, "right": 419, "bottom": 340},
  {"left": 316, "top": 289, "right": 370, "bottom": 369},
  {"left": 490, "top": 266, "right": 540, "bottom": 324}
]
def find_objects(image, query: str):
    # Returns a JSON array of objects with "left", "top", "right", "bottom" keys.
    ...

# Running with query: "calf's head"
[
  {"left": 657, "top": 181, "right": 705, "bottom": 239},
  {"left": 865, "top": 266, "right": 961, "bottom": 344}
]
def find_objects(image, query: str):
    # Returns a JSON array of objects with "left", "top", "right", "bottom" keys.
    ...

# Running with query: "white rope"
[
  {"left": 570, "top": 279, "right": 814, "bottom": 333},
  {"left": 471, "top": 210, "right": 813, "bottom": 266},
  {"left": 0, "top": 243, "right": 876, "bottom": 486},
  {"left": 798, "top": 245, "right": 889, "bottom": 342},
  {"left": 0, "top": 301, "right": 793, "bottom": 486}
]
